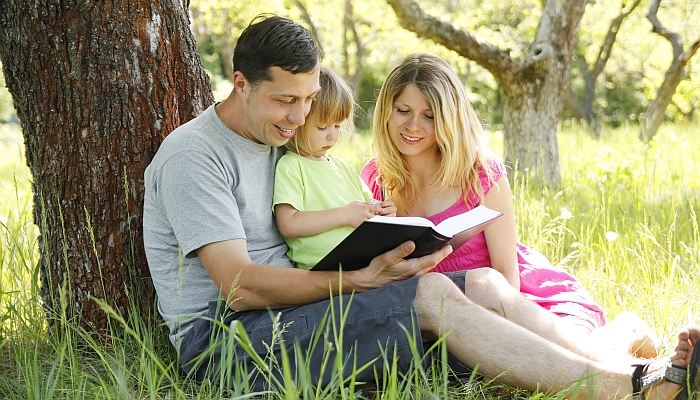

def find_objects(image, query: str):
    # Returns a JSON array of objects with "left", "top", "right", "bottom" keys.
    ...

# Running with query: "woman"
[{"left": 361, "top": 53, "right": 658, "bottom": 358}]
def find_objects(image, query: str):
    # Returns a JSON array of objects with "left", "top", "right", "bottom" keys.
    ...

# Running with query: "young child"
[{"left": 273, "top": 66, "right": 395, "bottom": 270}]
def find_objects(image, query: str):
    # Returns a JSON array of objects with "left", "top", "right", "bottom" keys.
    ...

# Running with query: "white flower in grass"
[
  {"left": 0, "top": 216, "right": 7, "bottom": 225},
  {"left": 571, "top": 242, "right": 580, "bottom": 248},
  {"left": 560, "top": 209, "right": 573, "bottom": 220},
  {"left": 605, "top": 231, "right": 618, "bottom": 241}
]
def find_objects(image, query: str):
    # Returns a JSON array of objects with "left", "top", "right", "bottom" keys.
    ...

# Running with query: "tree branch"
[
  {"left": 681, "top": 36, "right": 700, "bottom": 63},
  {"left": 647, "top": 0, "right": 683, "bottom": 59},
  {"left": 386, "top": 0, "right": 518, "bottom": 86},
  {"left": 592, "top": 0, "right": 641, "bottom": 76},
  {"left": 292, "top": 0, "right": 323, "bottom": 55}
]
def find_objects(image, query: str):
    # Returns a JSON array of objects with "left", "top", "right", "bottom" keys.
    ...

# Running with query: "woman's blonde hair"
[
  {"left": 373, "top": 53, "right": 493, "bottom": 210},
  {"left": 286, "top": 66, "right": 355, "bottom": 156}
]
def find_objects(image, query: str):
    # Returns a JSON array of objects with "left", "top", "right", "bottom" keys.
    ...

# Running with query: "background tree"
[
  {"left": 387, "top": 0, "right": 589, "bottom": 187},
  {"left": 342, "top": 0, "right": 379, "bottom": 101},
  {"left": 0, "top": 0, "right": 214, "bottom": 332},
  {"left": 640, "top": 0, "right": 700, "bottom": 142},
  {"left": 565, "top": 0, "right": 642, "bottom": 138}
]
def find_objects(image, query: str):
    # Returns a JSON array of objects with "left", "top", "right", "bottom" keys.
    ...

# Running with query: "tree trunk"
[
  {"left": 565, "top": 69, "right": 603, "bottom": 137},
  {"left": 501, "top": 73, "right": 563, "bottom": 188},
  {"left": 579, "top": 73, "right": 600, "bottom": 136},
  {"left": 387, "top": 0, "right": 587, "bottom": 187},
  {"left": 640, "top": 0, "right": 700, "bottom": 142},
  {"left": 342, "top": 0, "right": 371, "bottom": 100},
  {"left": 0, "top": 0, "right": 214, "bottom": 334},
  {"left": 641, "top": 60, "right": 687, "bottom": 142}
]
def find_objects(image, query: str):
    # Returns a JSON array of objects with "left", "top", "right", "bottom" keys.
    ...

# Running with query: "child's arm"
[{"left": 275, "top": 201, "right": 383, "bottom": 238}]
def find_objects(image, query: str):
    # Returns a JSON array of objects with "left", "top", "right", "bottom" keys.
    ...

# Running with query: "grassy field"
[{"left": 1, "top": 121, "right": 699, "bottom": 399}]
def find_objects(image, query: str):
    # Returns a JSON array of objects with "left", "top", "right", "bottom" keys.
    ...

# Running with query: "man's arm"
[{"left": 197, "top": 238, "right": 452, "bottom": 311}]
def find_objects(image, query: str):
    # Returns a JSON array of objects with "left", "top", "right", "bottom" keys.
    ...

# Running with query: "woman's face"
[{"left": 387, "top": 83, "right": 437, "bottom": 158}]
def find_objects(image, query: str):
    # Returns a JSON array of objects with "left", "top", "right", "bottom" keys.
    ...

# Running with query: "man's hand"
[{"left": 349, "top": 241, "right": 453, "bottom": 291}]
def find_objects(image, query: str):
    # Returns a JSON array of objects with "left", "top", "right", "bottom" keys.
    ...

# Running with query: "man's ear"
[{"left": 232, "top": 71, "right": 248, "bottom": 95}]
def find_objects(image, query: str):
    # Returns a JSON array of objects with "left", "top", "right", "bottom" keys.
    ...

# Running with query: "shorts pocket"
[{"left": 244, "top": 313, "right": 309, "bottom": 357}]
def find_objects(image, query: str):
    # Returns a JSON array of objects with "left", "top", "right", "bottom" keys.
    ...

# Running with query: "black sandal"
[{"left": 631, "top": 343, "right": 700, "bottom": 400}]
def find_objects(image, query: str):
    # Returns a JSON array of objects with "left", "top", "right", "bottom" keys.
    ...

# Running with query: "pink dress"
[{"left": 360, "top": 158, "right": 606, "bottom": 328}]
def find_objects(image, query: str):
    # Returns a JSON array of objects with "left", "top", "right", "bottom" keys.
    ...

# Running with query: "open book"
[{"left": 311, "top": 205, "right": 503, "bottom": 271}]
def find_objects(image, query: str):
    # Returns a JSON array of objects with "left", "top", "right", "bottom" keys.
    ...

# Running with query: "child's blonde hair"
[
  {"left": 286, "top": 66, "right": 355, "bottom": 156},
  {"left": 372, "top": 53, "right": 493, "bottom": 210}
]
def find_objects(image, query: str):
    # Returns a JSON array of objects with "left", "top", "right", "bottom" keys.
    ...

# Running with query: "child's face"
[{"left": 305, "top": 120, "right": 342, "bottom": 159}]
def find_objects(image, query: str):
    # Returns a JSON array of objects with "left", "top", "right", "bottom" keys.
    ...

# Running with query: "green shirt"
[{"left": 273, "top": 152, "right": 371, "bottom": 270}]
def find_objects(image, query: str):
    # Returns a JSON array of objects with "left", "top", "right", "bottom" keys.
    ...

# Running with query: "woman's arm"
[{"left": 481, "top": 175, "right": 520, "bottom": 289}]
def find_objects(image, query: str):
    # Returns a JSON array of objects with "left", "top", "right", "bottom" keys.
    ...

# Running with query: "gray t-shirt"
[{"left": 143, "top": 104, "right": 294, "bottom": 346}]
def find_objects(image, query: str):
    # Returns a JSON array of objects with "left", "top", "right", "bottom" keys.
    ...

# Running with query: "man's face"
[{"left": 240, "top": 66, "right": 321, "bottom": 147}]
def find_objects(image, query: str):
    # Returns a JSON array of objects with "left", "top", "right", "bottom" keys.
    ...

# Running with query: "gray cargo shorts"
[{"left": 178, "top": 271, "right": 469, "bottom": 391}]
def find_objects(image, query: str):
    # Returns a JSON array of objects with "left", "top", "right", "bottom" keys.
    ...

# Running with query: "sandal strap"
[
  {"left": 632, "top": 360, "right": 688, "bottom": 400},
  {"left": 632, "top": 363, "right": 647, "bottom": 400},
  {"left": 664, "top": 360, "right": 687, "bottom": 385}
]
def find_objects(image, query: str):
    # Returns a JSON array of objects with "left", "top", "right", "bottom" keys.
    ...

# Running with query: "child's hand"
[
  {"left": 344, "top": 200, "right": 381, "bottom": 228},
  {"left": 376, "top": 199, "right": 396, "bottom": 217}
]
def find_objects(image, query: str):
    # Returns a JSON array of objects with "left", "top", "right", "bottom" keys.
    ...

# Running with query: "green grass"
[{"left": 1, "top": 121, "right": 699, "bottom": 399}]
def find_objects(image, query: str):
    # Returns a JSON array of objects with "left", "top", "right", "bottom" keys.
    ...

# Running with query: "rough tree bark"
[
  {"left": 387, "top": 0, "right": 589, "bottom": 187},
  {"left": 566, "top": 0, "right": 642, "bottom": 138},
  {"left": 640, "top": 0, "right": 700, "bottom": 143},
  {"left": 0, "top": 0, "right": 214, "bottom": 333}
]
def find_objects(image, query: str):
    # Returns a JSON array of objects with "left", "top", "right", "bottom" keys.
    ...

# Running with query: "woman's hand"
[{"left": 376, "top": 199, "right": 397, "bottom": 217}]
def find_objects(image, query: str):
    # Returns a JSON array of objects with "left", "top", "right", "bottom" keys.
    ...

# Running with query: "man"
[{"left": 143, "top": 14, "right": 698, "bottom": 398}]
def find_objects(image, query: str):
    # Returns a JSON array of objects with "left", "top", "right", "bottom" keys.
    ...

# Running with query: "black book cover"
[{"left": 311, "top": 205, "right": 502, "bottom": 271}]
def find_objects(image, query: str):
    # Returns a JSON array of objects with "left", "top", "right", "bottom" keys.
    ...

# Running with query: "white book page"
[
  {"left": 367, "top": 215, "right": 435, "bottom": 228},
  {"left": 433, "top": 205, "right": 502, "bottom": 237}
]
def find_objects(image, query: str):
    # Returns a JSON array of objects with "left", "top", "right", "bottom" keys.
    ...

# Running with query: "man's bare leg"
[{"left": 413, "top": 272, "right": 697, "bottom": 398}]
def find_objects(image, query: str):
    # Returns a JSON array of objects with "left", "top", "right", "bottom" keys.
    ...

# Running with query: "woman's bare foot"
[
  {"left": 590, "top": 312, "right": 661, "bottom": 359},
  {"left": 627, "top": 315, "right": 661, "bottom": 359}
]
